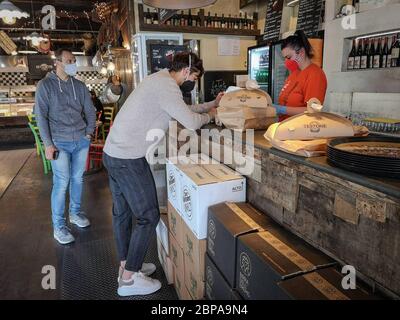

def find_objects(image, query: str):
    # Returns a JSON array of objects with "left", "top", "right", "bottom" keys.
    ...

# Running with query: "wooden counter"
[{"left": 168, "top": 124, "right": 400, "bottom": 298}]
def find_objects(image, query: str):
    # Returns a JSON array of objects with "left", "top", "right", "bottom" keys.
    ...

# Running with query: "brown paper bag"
[{"left": 216, "top": 88, "right": 277, "bottom": 131}]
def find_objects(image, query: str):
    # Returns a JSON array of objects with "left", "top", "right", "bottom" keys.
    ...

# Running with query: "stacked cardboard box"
[
  {"left": 165, "top": 155, "right": 246, "bottom": 300},
  {"left": 206, "top": 201, "right": 379, "bottom": 300},
  {"left": 156, "top": 213, "right": 174, "bottom": 284}
]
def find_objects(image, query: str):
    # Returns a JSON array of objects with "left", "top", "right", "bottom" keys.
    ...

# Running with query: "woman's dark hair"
[
  {"left": 169, "top": 52, "right": 204, "bottom": 77},
  {"left": 281, "top": 30, "right": 314, "bottom": 59}
]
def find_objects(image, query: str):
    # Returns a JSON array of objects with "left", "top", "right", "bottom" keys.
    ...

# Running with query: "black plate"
[{"left": 327, "top": 137, "right": 400, "bottom": 179}]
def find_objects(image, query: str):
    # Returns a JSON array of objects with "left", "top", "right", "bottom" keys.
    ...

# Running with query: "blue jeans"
[
  {"left": 103, "top": 152, "right": 160, "bottom": 272},
  {"left": 51, "top": 136, "right": 90, "bottom": 230}
]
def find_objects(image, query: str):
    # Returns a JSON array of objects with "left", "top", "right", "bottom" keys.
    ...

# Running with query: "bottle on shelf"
[
  {"left": 382, "top": 37, "right": 389, "bottom": 68},
  {"left": 390, "top": 34, "right": 399, "bottom": 67},
  {"left": 368, "top": 38, "right": 375, "bottom": 69},
  {"left": 205, "top": 12, "right": 211, "bottom": 27},
  {"left": 239, "top": 12, "right": 243, "bottom": 29},
  {"left": 347, "top": 39, "right": 356, "bottom": 70},
  {"left": 153, "top": 9, "right": 159, "bottom": 25},
  {"left": 234, "top": 15, "right": 239, "bottom": 29},
  {"left": 180, "top": 10, "right": 185, "bottom": 26},
  {"left": 360, "top": 39, "right": 368, "bottom": 69},
  {"left": 145, "top": 8, "right": 152, "bottom": 24},
  {"left": 354, "top": 39, "right": 361, "bottom": 69},
  {"left": 373, "top": 37, "right": 382, "bottom": 68},
  {"left": 244, "top": 12, "right": 248, "bottom": 30},
  {"left": 221, "top": 14, "right": 226, "bottom": 28},
  {"left": 188, "top": 9, "right": 192, "bottom": 26}
]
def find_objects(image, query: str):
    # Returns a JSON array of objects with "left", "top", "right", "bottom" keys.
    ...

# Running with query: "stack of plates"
[{"left": 327, "top": 137, "right": 400, "bottom": 179}]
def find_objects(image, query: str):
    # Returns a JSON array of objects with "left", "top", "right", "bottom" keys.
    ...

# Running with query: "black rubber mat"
[{"left": 61, "top": 236, "right": 178, "bottom": 300}]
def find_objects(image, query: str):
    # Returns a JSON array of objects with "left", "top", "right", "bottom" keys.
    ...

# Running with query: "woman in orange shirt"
[{"left": 273, "top": 30, "right": 327, "bottom": 121}]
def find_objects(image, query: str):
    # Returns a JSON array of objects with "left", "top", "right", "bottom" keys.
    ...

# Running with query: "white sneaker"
[
  {"left": 117, "top": 272, "right": 161, "bottom": 297},
  {"left": 117, "top": 263, "right": 156, "bottom": 283}
]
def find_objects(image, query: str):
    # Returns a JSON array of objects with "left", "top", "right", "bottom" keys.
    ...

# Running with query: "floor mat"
[{"left": 60, "top": 236, "right": 178, "bottom": 300}]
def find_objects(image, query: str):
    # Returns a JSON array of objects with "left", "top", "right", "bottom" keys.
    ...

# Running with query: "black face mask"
[{"left": 180, "top": 80, "right": 196, "bottom": 93}]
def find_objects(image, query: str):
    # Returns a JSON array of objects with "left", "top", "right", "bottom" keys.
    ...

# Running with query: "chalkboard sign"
[
  {"left": 263, "top": 0, "right": 284, "bottom": 42},
  {"left": 158, "top": 9, "right": 176, "bottom": 24},
  {"left": 203, "top": 70, "right": 247, "bottom": 102},
  {"left": 150, "top": 44, "right": 187, "bottom": 74},
  {"left": 296, "top": 0, "right": 324, "bottom": 36}
]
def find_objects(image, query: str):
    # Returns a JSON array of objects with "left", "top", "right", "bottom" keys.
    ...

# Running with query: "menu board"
[
  {"left": 150, "top": 44, "right": 187, "bottom": 74},
  {"left": 296, "top": 0, "right": 324, "bottom": 36},
  {"left": 263, "top": 0, "right": 284, "bottom": 42},
  {"left": 203, "top": 70, "right": 247, "bottom": 102}
]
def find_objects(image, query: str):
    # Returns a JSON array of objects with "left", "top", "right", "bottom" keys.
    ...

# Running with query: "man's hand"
[
  {"left": 215, "top": 92, "right": 225, "bottom": 107},
  {"left": 45, "top": 145, "right": 57, "bottom": 160},
  {"left": 207, "top": 107, "right": 217, "bottom": 122},
  {"left": 110, "top": 75, "right": 121, "bottom": 86}
]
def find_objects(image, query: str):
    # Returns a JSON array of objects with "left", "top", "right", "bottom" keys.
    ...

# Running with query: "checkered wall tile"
[
  {"left": 77, "top": 71, "right": 103, "bottom": 81},
  {"left": 0, "top": 73, "right": 27, "bottom": 86},
  {"left": 86, "top": 83, "right": 106, "bottom": 94}
]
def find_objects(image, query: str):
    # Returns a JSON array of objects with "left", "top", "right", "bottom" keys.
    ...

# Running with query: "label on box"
[
  {"left": 182, "top": 185, "right": 192, "bottom": 220},
  {"left": 207, "top": 218, "right": 217, "bottom": 257}
]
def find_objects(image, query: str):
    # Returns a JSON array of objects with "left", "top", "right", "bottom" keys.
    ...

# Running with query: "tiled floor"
[{"left": 0, "top": 148, "right": 177, "bottom": 300}]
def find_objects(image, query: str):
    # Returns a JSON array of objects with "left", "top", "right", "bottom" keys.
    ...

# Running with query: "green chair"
[
  {"left": 28, "top": 122, "right": 52, "bottom": 174},
  {"left": 27, "top": 114, "right": 40, "bottom": 156}
]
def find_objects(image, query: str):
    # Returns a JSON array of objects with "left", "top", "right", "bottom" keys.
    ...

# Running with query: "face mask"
[
  {"left": 64, "top": 63, "right": 78, "bottom": 76},
  {"left": 285, "top": 58, "right": 299, "bottom": 72},
  {"left": 180, "top": 80, "right": 196, "bottom": 93}
]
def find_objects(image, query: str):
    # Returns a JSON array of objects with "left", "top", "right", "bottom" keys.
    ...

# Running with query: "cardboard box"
[
  {"left": 205, "top": 253, "right": 233, "bottom": 300},
  {"left": 207, "top": 202, "right": 275, "bottom": 287},
  {"left": 169, "top": 231, "right": 184, "bottom": 270},
  {"left": 180, "top": 163, "right": 246, "bottom": 239},
  {"left": 182, "top": 219, "right": 207, "bottom": 281},
  {"left": 156, "top": 237, "right": 174, "bottom": 285},
  {"left": 230, "top": 290, "right": 243, "bottom": 300},
  {"left": 236, "top": 229, "right": 336, "bottom": 300},
  {"left": 278, "top": 267, "right": 379, "bottom": 300},
  {"left": 167, "top": 201, "right": 184, "bottom": 247},
  {"left": 173, "top": 264, "right": 191, "bottom": 300},
  {"left": 185, "top": 267, "right": 205, "bottom": 300},
  {"left": 156, "top": 213, "right": 169, "bottom": 255}
]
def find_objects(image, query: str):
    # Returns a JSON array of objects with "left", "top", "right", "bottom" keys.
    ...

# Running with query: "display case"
[{"left": 0, "top": 86, "right": 35, "bottom": 117}]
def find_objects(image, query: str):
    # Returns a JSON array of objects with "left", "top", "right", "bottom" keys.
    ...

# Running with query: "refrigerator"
[
  {"left": 247, "top": 42, "right": 288, "bottom": 103},
  {"left": 131, "top": 32, "right": 184, "bottom": 89}
]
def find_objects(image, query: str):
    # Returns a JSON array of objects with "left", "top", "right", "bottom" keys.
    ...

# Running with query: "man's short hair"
[
  {"left": 54, "top": 48, "right": 73, "bottom": 61},
  {"left": 169, "top": 52, "right": 204, "bottom": 77}
]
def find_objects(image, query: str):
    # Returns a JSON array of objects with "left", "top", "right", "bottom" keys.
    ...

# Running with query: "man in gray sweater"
[
  {"left": 35, "top": 48, "right": 96, "bottom": 245},
  {"left": 103, "top": 52, "right": 222, "bottom": 296}
]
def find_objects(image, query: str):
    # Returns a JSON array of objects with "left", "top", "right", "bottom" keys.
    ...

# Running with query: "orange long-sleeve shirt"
[{"left": 278, "top": 63, "right": 327, "bottom": 121}]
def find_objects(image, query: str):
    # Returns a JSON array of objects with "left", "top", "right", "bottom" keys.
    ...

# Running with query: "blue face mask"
[{"left": 64, "top": 63, "right": 77, "bottom": 76}]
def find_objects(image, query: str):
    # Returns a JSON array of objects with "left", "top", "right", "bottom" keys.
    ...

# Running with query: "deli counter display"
[{"left": 0, "top": 86, "right": 36, "bottom": 117}]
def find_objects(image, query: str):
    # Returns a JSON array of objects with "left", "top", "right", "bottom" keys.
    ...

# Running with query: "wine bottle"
[
  {"left": 146, "top": 8, "right": 152, "bottom": 24},
  {"left": 227, "top": 14, "right": 232, "bottom": 28},
  {"left": 373, "top": 38, "right": 381, "bottom": 68},
  {"left": 390, "top": 34, "right": 399, "bottom": 67},
  {"left": 153, "top": 9, "right": 158, "bottom": 25},
  {"left": 244, "top": 12, "right": 248, "bottom": 30},
  {"left": 239, "top": 12, "right": 243, "bottom": 29},
  {"left": 188, "top": 9, "right": 192, "bottom": 26},
  {"left": 382, "top": 37, "right": 389, "bottom": 68},
  {"left": 180, "top": 11, "right": 185, "bottom": 26},
  {"left": 347, "top": 39, "right": 356, "bottom": 70},
  {"left": 234, "top": 15, "right": 239, "bottom": 29},
  {"left": 221, "top": 14, "right": 226, "bottom": 28},
  {"left": 360, "top": 39, "right": 368, "bottom": 69},
  {"left": 368, "top": 38, "right": 375, "bottom": 69},
  {"left": 354, "top": 39, "right": 361, "bottom": 69}
]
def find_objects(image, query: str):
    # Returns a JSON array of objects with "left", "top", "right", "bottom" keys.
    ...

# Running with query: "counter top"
[{"left": 201, "top": 124, "right": 400, "bottom": 199}]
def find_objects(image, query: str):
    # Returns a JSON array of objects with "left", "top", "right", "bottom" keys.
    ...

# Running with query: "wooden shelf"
[
  {"left": 139, "top": 23, "right": 260, "bottom": 37},
  {"left": 138, "top": 3, "right": 260, "bottom": 37}
]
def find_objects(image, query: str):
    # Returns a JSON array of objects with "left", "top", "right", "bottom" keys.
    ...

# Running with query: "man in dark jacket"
[{"left": 35, "top": 48, "right": 96, "bottom": 245}]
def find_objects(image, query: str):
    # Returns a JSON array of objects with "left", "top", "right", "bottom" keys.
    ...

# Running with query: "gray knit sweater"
[{"left": 104, "top": 69, "right": 215, "bottom": 159}]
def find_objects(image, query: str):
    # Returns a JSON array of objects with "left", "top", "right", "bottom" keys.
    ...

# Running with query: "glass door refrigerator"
[
  {"left": 131, "top": 32, "right": 183, "bottom": 89},
  {"left": 247, "top": 42, "right": 288, "bottom": 103}
]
